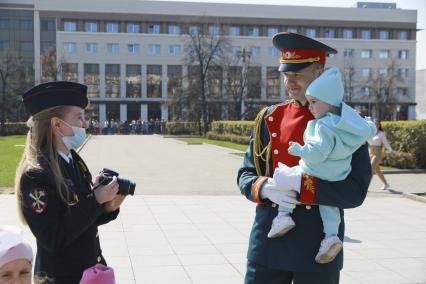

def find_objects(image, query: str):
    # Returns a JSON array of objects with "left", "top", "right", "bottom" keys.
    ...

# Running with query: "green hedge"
[
  {"left": 208, "top": 120, "right": 426, "bottom": 169},
  {"left": 165, "top": 121, "right": 207, "bottom": 135},
  {"left": 381, "top": 120, "right": 426, "bottom": 169},
  {"left": 1, "top": 122, "right": 28, "bottom": 136}
]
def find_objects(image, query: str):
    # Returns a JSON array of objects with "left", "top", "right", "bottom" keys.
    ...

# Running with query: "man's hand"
[
  {"left": 260, "top": 178, "right": 299, "bottom": 209},
  {"left": 272, "top": 163, "right": 302, "bottom": 193}
]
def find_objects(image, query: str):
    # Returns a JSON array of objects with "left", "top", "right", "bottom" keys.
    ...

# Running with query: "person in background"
[
  {"left": 368, "top": 119, "right": 394, "bottom": 190},
  {"left": 0, "top": 226, "right": 33, "bottom": 284}
]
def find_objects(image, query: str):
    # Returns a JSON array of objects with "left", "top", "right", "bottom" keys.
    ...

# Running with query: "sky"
[{"left": 154, "top": 0, "right": 426, "bottom": 70}]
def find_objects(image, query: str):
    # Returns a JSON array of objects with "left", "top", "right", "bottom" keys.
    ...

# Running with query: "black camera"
[{"left": 98, "top": 168, "right": 136, "bottom": 196}]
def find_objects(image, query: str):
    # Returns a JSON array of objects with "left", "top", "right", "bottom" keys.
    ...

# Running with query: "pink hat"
[
  {"left": 80, "top": 264, "right": 115, "bottom": 284},
  {"left": 0, "top": 226, "right": 33, "bottom": 268}
]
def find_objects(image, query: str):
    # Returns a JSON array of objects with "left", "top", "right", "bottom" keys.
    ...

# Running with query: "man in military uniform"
[{"left": 237, "top": 33, "right": 372, "bottom": 283}]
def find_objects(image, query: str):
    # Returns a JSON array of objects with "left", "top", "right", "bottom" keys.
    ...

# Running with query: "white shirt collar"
[{"left": 57, "top": 151, "right": 73, "bottom": 164}]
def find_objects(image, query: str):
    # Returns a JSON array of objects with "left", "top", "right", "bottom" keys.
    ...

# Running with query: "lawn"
[
  {"left": 0, "top": 135, "right": 26, "bottom": 188},
  {"left": 176, "top": 137, "right": 248, "bottom": 152}
]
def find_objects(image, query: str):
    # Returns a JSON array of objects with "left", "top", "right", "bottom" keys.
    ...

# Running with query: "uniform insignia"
[{"left": 29, "top": 189, "right": 47, "bottom": 213}]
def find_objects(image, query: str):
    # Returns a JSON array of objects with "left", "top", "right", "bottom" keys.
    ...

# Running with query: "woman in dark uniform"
[{"left": 15, "top": 81, "right": 126, "bottom": 283}]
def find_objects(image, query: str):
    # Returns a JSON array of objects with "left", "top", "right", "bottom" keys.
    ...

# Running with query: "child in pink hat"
[{"left": 80, "top": 264, "right": 115, "bottom": 284}]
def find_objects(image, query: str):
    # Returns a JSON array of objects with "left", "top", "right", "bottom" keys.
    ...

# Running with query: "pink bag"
[{"left": 79, "top": 264, "right": 115, "bottom": 284}]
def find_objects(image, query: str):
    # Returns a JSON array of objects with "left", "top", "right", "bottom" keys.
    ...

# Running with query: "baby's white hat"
[
  {"left": 306, "top": 67, "right": 344, "bottom": 107},
  {"left": 0, "top": 226, "right": 33, "bottom": 268}
]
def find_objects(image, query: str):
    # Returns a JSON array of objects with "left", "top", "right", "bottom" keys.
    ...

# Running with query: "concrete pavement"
[{"left": 1, "top": 135, "right": 425, "bottom": 283}]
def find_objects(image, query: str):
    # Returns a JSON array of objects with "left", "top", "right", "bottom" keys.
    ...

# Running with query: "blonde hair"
[{"left": 15, "top": 106, "right": 75, "bottom": 224}]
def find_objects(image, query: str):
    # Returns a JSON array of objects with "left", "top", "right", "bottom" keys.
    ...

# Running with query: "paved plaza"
[{"left": 1, "top": 135, "right": 425, "bottom": 283}]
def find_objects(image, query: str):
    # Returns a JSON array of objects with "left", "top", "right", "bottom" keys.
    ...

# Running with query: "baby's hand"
[
  {"left": 288, "top": 141, "right": 302, "bottom": 156},
  {"left": 288, "top": 141, "right": 295, "bottom": 153}
]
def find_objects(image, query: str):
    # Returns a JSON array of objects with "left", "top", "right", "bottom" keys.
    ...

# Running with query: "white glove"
[
  {"left": 260, "top": 178, "right": 299, "bottom": 210},
  {"left": 272, "top": 163, "right": 302, "bottom": 194}
]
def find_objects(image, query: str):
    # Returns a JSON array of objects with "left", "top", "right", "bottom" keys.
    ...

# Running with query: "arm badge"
[{"left": 28, "top": 189, "right": 48, "bottom": 213}]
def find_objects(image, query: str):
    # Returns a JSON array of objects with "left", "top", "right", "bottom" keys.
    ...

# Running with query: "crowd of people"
[{"left": 86, "top": 118, "right": 167, "bottom": 135}]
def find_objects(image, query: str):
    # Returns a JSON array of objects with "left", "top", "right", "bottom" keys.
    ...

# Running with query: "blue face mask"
[{"left": 59, "top": 120, "right": 86, "bottom": 150}]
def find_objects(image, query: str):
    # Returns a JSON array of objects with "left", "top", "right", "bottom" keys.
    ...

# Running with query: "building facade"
[{"left": 0, "top": 0, "right": 418, "bottom": 122}]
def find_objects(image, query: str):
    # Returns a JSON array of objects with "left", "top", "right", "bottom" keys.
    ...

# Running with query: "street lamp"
[{"left": 236, "top": 48, "right": 252, "bottom": 120}]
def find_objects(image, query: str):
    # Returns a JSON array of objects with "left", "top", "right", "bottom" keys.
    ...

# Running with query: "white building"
[
  {"left": 0, "top": 0, "right": 418, "bottom": 121},
  {"left": 416, "top": 69, "right": 426, "bottom": 119}
]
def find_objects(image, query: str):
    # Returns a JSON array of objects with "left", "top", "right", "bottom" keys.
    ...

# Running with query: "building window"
[
  {"left": 20, "top": 41, "right": 33, "bottom": 51},
  {"left": 361, "top": 30, "right": 371, "bottom": 39},
  {"left": 343, "top": 29, "right": 353, "bottom": 39},
  {"left": 167, "top": 65, "right": 183, "bottom": 119},
  {"left": 397, "top": 31, "right": 408, "bottom": 40},
  {"left": 343, "top": 49, "right": 353, "bottom": 58},
  {"left": 209, "top": 25, "right": 220, "bottom": 36},
  {"left": 86, "top": 43, "right": 98, "bottom": 53},
  {"left": 188, "top": 25, "right": 200, "bottom": 35},
  {"left": 229, "top": 26, "right": 240, "bottom": 36},
  {"left": 0, "top": 19, "right": 10, "bottom": 29},
  {"left": 287, "top": 27, "right": 297, "bottom": 33},
  {"left": 64, "top": 21, "right": 77, "bottom": 32},
  {"left": 361, "top": 50, "right": 372, "bottom": 59},
  {"left": 127, "top": 23, "right": 140, "bottom": 33},
  {"left": 20, "top": 20, "right": 33, "bottom": 30},
  {"left": 361, "top": 87, "right": 369, "bottom": 96},
  {"left": 147, "top": 65, "right": 162, "bottom": 98},
  {"left": 398, "top": 50, "right": 408, "bottom": 59},
  {"left": 148, "top": 24, "right": 160, "bottom": 34},
  {"left": 361, "top": 68, "right": 370, "bottom": 77},
  {"left": 168, "top": 25, "right": 180, "bottom": 35},
  {"left": 378, "top": 68, "right": 388, "bottom": 76},
  {"left": 250, "top": 46, "right": 260, "bottom": 57},
  {"left": 268, "top": 47, "right": 280, "bottom": 57},
  {"left": 169, "top": 45, "right": 181, "bottom": 55},
  {"left": 63, "top": 42, "right": 76, "bottom": 53},
  {"left": 148, "top": 44, "right": 161, "bottom": 55},
  {"left": 128, "top": 44, "right": 140, "bottom": 54},
  {"left": 126, "top": 65, "right": 141, "bottom": 98},
  {"left": 247, "top": 66, "right": 261, "bottom": 99},
  {"left": 397, "top": 87, "right": 408, "bottom": 96},
  {"left": 84, "top": 22, "right": 98, "bottom": 32},
  {"left": 267, "top": 67, "right": 280, "bottom": 99},
  {"left": 0, "top": 40, "right": 9, "bottom": 51},
  {"left": 107, "top": 43, "right": 119, "bottom": 54},
  {"left": 379, "top": 50, "right": 390, "bottom": 59},
  {"left": 379, "top": 30, "right": 389, "bottom": 40},
  {"left": 267, "top": 27, "right": 279, "bottom": 37},
  {"left": 62, "top": 63, "right": 78, "bottom": 82},
  {"left": 207, "top": 66, "right": 223, "bottom": 97},
  {"left": 230, "top": 46, "right": 241, "bottom": 54},
  {"left": 105, "top": 64, "right": 121, "bottom": 98},
  {"left": 305, "top": 28, "right": 316, "bottom": 38},
  {"left": 398, "top": 68, "right": 408, "bottom": 77},
  {"left": 248, "top": 27, "right": 260, "bottom": 36},
  {"left": 324, "top": 28, "right": 335, "bottom": 38},
  {"left": 84, "top": 64, "right": 100, "bottom": 98},
  {"left": 41, "top": 20, "right": 55, "bottom": 31},
  {"left": 106, "top": 22, "right": 119, "bottom": 33}
]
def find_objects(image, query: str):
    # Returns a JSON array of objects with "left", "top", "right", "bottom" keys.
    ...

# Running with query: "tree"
[
  {"left": 342, "top": 60, "right": 356, "bottom": 103},
  {"left": 362, "top": 58, "right": 400, "bottom": 120},
  {"left": 40, "top": 48, "right": 68, "bottom": 82},
  {"left": 0, "top": 52, "right": 32, "bottom": 134},
  {"left": 182, "top": 21, "right": 229, "bottom": 133}
]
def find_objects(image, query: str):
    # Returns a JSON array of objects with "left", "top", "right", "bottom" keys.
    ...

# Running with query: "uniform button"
[
  {"left": 268, "top": 116, "right": 274, "bottom": 122},
  {"left": 306, "top": 205, "right": 312, "bottom": 210},
  {"left": 273, "top": 149, "right": 279, "bottom": 155},
  {"left": 97, "top": 256, "right": 101, "bottom": 262},
  {"left": 272, "top": 132, "right": 277, "bottom": 138},
  {"left": 96, "top": 232, "right": 99, "bottom": 238},
  {"left": 271, "top": 203, "right": 277, "bottom": 208}
]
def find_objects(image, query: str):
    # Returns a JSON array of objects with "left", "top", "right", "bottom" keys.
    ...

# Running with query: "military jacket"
[
  {"left": 20, "top": 150, "right": 119, "bottom": 283},
  {"left": 237, "top": 102, "right": 372, "bottom": 272}
]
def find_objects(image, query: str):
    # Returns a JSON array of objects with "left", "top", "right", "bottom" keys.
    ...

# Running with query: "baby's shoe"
[
  {"left": 267, "top": 214, "right": 295, "bottom": 238},
  {"left": 315, "top": 235, "right": 343, "bottom": 264}
]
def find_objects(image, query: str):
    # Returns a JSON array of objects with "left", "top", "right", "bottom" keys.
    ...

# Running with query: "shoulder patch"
[{"left": 28, "top": 189, "right": 48, "bottom": 213}]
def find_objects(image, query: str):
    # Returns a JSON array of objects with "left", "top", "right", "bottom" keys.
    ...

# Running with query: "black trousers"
[{"left": 245, "top": 261, "right": 340, "bottom": 284}]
